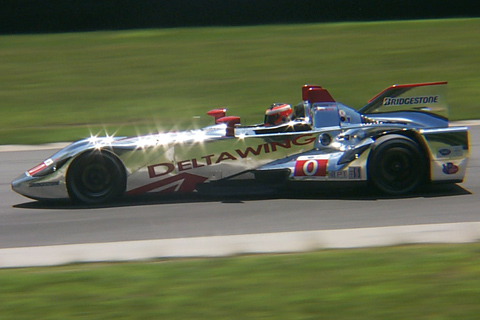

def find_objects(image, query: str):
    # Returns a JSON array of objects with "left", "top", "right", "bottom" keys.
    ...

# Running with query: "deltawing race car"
[{"left": 12, "top": 81, "right": 469, "bottom": 204}]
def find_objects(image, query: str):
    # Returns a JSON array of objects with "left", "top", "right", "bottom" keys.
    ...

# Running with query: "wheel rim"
[
  {"left": 377, "top": 147, "right": 417, "bottom": 191},
  {"left": 80, "top": 162, "right": 113, "bottom": 196}
]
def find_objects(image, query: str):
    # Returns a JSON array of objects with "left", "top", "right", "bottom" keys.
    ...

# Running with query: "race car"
[{"left": 12, "top": 81, "right": 469, "bottom": 204}]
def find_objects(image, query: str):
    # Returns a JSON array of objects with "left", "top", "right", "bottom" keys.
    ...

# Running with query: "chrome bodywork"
[{"left": 12, "top": 82, "right": 470, "bottom": 202}]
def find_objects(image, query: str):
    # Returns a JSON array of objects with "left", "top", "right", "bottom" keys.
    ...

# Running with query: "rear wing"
[{"left": 358, "top": 82, "right": 449, "bottom": 119}]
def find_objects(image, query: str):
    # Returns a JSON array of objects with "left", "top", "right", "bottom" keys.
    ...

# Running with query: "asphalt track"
[{"left": 0, "top": 122, "right": 479, "bottom": 267}]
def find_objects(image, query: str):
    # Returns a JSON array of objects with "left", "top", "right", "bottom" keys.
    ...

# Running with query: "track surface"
[{"left": 1, "top": 125, "right": 479, "bottom": 249}]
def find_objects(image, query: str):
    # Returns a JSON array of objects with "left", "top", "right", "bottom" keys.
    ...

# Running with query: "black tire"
[
  {"left": 67, "top": 151, "right": 126, "bottom": 204},
  {"left": 368, "top": 135, "right": 427, "bottom": 195}
]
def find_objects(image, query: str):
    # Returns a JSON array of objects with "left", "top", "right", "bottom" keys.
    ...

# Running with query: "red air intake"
[{"left": 302, "top": 85, "right": 335, "bottom": 103}]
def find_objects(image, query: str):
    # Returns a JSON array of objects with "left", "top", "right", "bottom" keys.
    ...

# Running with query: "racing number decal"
[{"left": 294, "top": 159, "right": 328, "bottom": 177}]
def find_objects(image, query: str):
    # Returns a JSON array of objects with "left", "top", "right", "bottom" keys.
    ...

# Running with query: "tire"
[
  {"left": 67, "top": 151, "right": 126, "bottom": 204},
  {"left": 368, "top": 135, "right": 427, "bottom": 195}
]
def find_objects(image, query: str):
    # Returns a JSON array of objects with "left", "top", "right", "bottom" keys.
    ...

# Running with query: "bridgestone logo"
[{"left": 383, "top": 95, "right": 439, "bottom": 106}]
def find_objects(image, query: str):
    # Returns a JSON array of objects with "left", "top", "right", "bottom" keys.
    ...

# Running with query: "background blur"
[
  {"left": 2, "top": 3, "right": 480, "bottom": 318},
  {"left": 2, "top": 0, "right": 480, "bottom": 34},
  {"left": 1, "top": 1, "right": 479, "bottom": 145}
]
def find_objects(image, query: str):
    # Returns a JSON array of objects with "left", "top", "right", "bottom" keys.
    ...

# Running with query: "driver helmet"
[{"left": 264, "top": 103, "right": 292, "bottom": 126}]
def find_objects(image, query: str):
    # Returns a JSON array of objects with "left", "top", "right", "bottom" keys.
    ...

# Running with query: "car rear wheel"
[
  {"left": 67, "top": 151, "right": 126, "bottom": 204},
  {"left": 368, "top": 135, "right": 426, "bottom": 195}
]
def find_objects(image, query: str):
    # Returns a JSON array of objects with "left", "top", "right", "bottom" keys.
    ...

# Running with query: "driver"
[{"left": 264, "top": 103, "right": 292, "bottom": 126}]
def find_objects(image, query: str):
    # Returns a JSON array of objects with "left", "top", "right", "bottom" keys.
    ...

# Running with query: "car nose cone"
[
  {"left": 12, "top": 170, "right": 69, "bottom": 201},
  {"left": 11, "top": 173, "right": 34, "bottom": 198}
]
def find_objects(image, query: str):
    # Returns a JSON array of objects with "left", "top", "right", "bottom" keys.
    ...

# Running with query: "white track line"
[
  {"left": 1, "top": 222, "right": 479, "bottom": 268},
  {"left": 0, "top": 142, "right": 70, "bottom": 153}
]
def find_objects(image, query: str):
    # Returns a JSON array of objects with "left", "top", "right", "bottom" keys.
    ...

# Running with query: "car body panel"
[{"left": 11, "top": 82, "right": 470, "bottom": 202}]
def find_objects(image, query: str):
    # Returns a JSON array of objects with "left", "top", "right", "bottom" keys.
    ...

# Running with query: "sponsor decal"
[
  {"left": 27, "top": 163, "right": 47, "bottom": 176},
  {"left": 294, "top": 158, "right": 328, "bottom": 177},
  {"left": 438, "top": 148, "right": 451, "bottom": 156},
  {"left": 136, "top": 134, "right": 317, "bottom": 194},
  {"left": 436, "top": 146, "right": 464, "bottom": 158},
  {"left": 128, "top": 172, "right": 208, "bottom": 195},
  {"left": 314, "top": 106, "right": 336, "bottom": 112},
  {"left": 338, "top": 110, "right": 351, "bottom": 123},
  {"left": 383, "top": 95, "right": 439, "bottom": 106},
  {"left": 27, "top": 159, "right": 54, "bottom": 176},
  {"left": 147, "top": 134, "right": 316, "bottom": 179},
  {"left": 442, "top": 162, "right": 459, "bottom": 175},
  {"left": 328, "top": 167, "right": 361, "bottom": 180},
  {"left": 29, "top": 181, "right": 60, "bottom": 188},
  {"left": 349, "top": 167, "right": 361, "bottom": 179}
]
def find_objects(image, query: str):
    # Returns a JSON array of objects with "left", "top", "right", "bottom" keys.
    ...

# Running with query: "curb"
[{"left": 1, "top": 221, "right": 479, "bottom": 268}]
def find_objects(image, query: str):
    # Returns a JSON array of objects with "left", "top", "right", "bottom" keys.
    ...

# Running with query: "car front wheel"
[{"left": 67, "top": 151, "right": 126, "bottom": 204}]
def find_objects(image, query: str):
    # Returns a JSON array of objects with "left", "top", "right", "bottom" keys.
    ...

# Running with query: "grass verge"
[{"left": 1, "top": 244, "right": 480, "bottom": 319}]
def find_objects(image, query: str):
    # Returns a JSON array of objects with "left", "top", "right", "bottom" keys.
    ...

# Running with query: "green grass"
[
  {"left": 1, "top": 244, "right": 480, "bottom": 319},
  {"left": 1, "top": 18, "right": 479, "bottom": 144}
]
